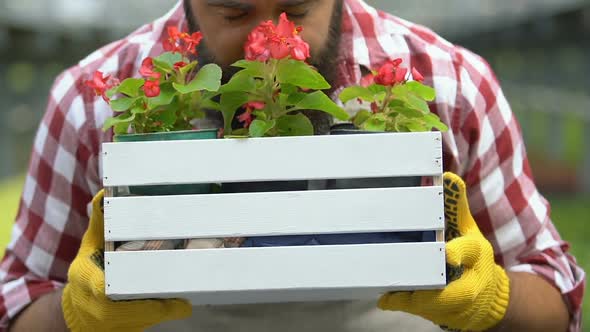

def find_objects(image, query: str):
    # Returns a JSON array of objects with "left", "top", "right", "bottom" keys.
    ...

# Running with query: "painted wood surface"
[
  {"left": 105, "top": 242, "right": 446, "bottom": 304},
  {"left": 102, "top": 132, "right": 442, "bottom": 186},
  {"left": 104, "top": 186, "right": 444, "bottom": 241}
]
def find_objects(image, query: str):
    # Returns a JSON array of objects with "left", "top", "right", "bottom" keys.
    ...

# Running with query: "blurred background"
[{"left": 0, "top": 0, "right": 588, "bottom": 327}]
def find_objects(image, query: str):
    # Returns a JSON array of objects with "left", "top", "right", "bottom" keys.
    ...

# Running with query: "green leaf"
[
  {"left": 392, "top": 84, "right": 410, "bottom": 100},
  {"left": 352, "top": 109, "right": 372, "bottom": 127},
  {"left": 281, "top": 83, "right": 298, "bottom": 95},
  {"left": 252, "top": 110, "right": 268, "bottom": 120},
  {"left": 368, "top": 84, "right": 387, "bottom": 95},
  {"left": 276, "top": 113, "right": 314, "bottom": 136},
  {"left": 179, "top": 61, "right": 198, "bottom": 76},
  {"left": 153, "top": 52, "right": 183, "bottom": 73},
  {"left": 103, "top": 112, "right": 135, "bottom": 132},
  {"left": 116, "top": 78, "right": 145, "bottom": 97},
  {"left": 231, "top": 128, "right": 249, "bottom": 136},
  {"left": 153, "top": 109, "right": 177, "bottom": 127},
  {"left": 424, "top": 113, "right": 449, "bottom": 131},
  {"left": 130, "top": 105, "right": 148, "bottom": 114},
  {"left": 407, "top": 94, "right": 431, "bottom": 114},
  {"left": 220, "top": 92, "right": 249, "bottom": 133},
  {"left": 405, "top": 121, "right": 429, "bottom": 132},
  {"left": 393, "top": 106, "right": 423, "bottom": 119},
  {"left": 147, "top": 83, "right": 177, "bottom": 109},
  {"left": 249, "top": 119, "right": 276, "bottom": 137},
  {"left": 339, "top": 86, "right": 376, "bottom": 103},
  {"left": 286, "top": 92, "right": 306, "bottom": 105},
  {"left": 362, "top": 115, "right": 386, "bottom": 132},
  {"left": 220, "top": 70, "right": 256, "bottom": 93},
  {"left": 173, "top": 64, "right": 222, "bottom": 93},
  {"left": 292, "top": 91, "right": 348, "bottom": 120},
  {"left": 231, "top": 60, "right": 266, "bottom": 78},
  {"left": 110, "top": 97, "right": 138, "bottom": 112},
  {"left": 106, "top": 86, "right": 118, "bottom": 99},
  {"left": 406, "top": 81, "right": 436, "bottom": 101},
  {"left": 113, "top": 121, "right": 130, "bottom": 135},
  {"left": 276, "top": 60, "right": 330, "bottom": 90}
]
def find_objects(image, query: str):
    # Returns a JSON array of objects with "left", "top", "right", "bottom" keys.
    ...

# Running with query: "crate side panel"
[
  {"left": 102, "top": 132, "right": 442, "bottom": 186},
  {"left": 105, "top": 242, "right": 446, "bottom": 304},
  {"left": 104, "top": 186, "right": 444, "bottom": 241}
]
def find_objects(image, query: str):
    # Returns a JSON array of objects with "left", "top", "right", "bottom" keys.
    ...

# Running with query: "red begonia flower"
[
  {"left": 412, "top": 67, "right": 424, "bottom": 82},
  {"left": 174, "top": 61, "right": 188, "bottom": 70},
  {"left": 143, "top": 80, "right": 161, "bottom": 97},
  {"left": 245, "top": 101, "right": 266, "bottom": 110},
  {"left": 237, "top": 101, "right": 266, "bottom": 128},
  {"left": 139, "top": 57, "right": 161, "bottom": 80},
  {"left": 374, "top": 58, "right": 407, "bottom": 86},
  {"left": 394, "top": 67, "right": 408, "bottom": 84},
  {"left": 360, "top": 73, "right": 375, "bottom": 87},
  {"left": 84, "top": 71, "right": 114, "bottom": 102},
  {"left": 183, "top": 32, "right": 203, "bottom": 55},
  {"left": 370, "top": 102, "right": 379, "bottom": 114},
  {"left": 243, "top": 13, "right": 310, "bottom": 62},
  {"left": 237, "top": 110, "right": 253, "bottom": 128},
  {"left": 245, "top": 23, "right": 272, "bottom": 61}
]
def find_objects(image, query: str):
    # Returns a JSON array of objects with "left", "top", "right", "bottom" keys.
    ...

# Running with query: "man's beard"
[{"left": 183, "top": 0, "right": 343, "bottom": 134}]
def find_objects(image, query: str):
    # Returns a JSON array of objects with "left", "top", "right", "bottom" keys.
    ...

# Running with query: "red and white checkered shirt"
[{"left": 0, "top": 0, "right": 584, "bottom": 330}]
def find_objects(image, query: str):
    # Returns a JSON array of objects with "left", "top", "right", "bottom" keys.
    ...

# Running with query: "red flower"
[
  {"left": 163, "top": 26, "right": 183, "bottom": 53},
  {"left": 245, "top": 101, "right": 266, "bottom": 110},
  {"left": 360, "top": 73, "right": 375, "bottom": 87},
  {"left": 163, "top": 26, "right": 203, "bottom": 56},
  {"left": 244, "top": 13, "right": 310, "bottom": 62},
  {"left": 245, "top": 24, "right": 272, "bottom": 61},
  {"left": 143, "top": 80, "right": 161, "bottom": 97},
  {"left": 237, "top": 101, "right": 266, "bottom": 128},
  {"left": 412, "top": 67, "right": 424, "bottom": 82},
  {"left": 85, "top": 71, "right": 116, "bottom": 102},
  {"left": 370, "top": 102, "right": 379, "bottom": 114},
  {"left": 174, "top": 61, "right": 188, "bottom": 70},
  {"left": 394, "top": 67, "right": 408, "bottom": 84},
  {"left": 237, "top": 111, "right": 253, "bottom": 128},
  {"left": 139, "top": 57, "right": 161, "bottom": 80},
  {"left": 374, "top": 58, "right": 407, "bottom": 86},
  {"left": 183, "top": 32, "right": 203, "bottom": 55}
]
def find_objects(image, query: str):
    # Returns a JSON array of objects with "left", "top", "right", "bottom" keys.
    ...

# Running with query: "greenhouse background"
[{"left": 0, "top": 0, "right": 589, "bottom": 328}]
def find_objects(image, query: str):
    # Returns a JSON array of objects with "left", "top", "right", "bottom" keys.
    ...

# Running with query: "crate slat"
[
  {"left": 105, "top": 242, "right": 446, "bottom": 304},
  {"left": 102, "top": 132, "right": 442, "bottom": 187},
  {"left": 105, "top": 187, "right": 444, "bottom": 241}
]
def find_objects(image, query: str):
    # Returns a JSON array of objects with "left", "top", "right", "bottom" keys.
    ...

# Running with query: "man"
[{"left": 0, "top": 0, "right": 584, "bottom": 331}]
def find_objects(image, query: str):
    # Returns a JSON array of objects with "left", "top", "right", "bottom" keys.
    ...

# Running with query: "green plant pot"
[{"left": 114, "top": 129, "right": 219, "bottom": 196}]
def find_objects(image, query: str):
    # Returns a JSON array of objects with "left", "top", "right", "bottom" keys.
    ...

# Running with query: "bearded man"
[{"left": 1, "top": 1, "right": 584, "bottom": 331}]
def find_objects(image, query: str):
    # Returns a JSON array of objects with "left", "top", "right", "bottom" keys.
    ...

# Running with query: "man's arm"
[
  {"left": 490, "top": 272, "right": 569, "bottom": 332},
  {"left": 9, "top": 290, "right": 68, "bottom": 332},
  {"left": 0, "top": 69, "right": 101, "bottom": 329},
  {"left": 450, "top": 46, "right": 584, "bottom": 330}
]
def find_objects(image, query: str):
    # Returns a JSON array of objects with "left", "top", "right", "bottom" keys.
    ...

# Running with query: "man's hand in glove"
[
  {"left": 378, "top": 172, "right": 510, "bottom": 331},
  {"left": 61, "top": 190, "right": 192, "bottom": 332}
]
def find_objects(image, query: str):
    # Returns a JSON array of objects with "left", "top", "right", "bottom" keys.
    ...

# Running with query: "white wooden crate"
[{"left": 102, "top": 132, "right": 446, "bottom": 304}]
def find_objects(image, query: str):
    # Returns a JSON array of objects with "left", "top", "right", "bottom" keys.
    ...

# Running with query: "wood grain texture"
[
  {"left": 104, "top": 186, "right": 444, "bottom": 241},
  {"left": 105, "top": 242, "right": 446, "bottom": 304},
  {"left": 102, "top": 132, "right": 443, "bottom": 186}
]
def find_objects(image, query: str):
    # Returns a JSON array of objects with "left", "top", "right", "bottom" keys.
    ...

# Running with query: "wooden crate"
[{"left": 102, "top": 132, "right": 446, "bottom": 304}]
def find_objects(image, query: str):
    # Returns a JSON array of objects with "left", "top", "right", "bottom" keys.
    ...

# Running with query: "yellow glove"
[
  {"left": 378, "top": 172, "right": 510, "bottom": 331},
  {"left": 62, "top": 190, "right": 192, "bottom": 332}
]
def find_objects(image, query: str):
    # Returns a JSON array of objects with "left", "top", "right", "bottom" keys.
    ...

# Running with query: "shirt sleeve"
[
  {"left": 449, "top": 46, "right": 585, "bottom": 332},
  {"left": 0, "top": 70, "right": 101, "bottom": 329}
]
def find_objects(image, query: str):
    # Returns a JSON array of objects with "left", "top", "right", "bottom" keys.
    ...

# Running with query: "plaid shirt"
[{"left": 0, "top": 0, "right": 584, "bottom": 330}]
